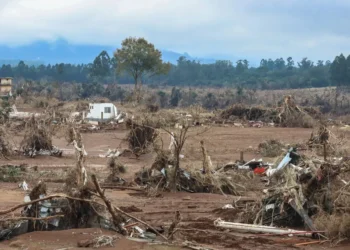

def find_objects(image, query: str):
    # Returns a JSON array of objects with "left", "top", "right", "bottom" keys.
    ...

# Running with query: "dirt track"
[{"left": 1, "top": 126, "right": 349, "bottom": 249}]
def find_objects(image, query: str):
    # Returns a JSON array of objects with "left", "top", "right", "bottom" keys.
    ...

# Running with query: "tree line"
[{"left": 1, "top": 38, "right": 350, "bottom": 92}]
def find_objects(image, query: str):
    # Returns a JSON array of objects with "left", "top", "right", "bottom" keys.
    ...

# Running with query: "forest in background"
[{"left": 1, "top": 51, "right": 350, "bottom": 90}]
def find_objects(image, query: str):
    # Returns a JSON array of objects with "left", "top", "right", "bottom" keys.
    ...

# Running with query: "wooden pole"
[{"left": 240, "top": 151, "right": 244, "bottom": 163}]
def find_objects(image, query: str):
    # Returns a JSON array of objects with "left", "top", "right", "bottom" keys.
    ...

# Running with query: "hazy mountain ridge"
[{"left": 0, "top": 39, "right": 217, "bottom": 65}]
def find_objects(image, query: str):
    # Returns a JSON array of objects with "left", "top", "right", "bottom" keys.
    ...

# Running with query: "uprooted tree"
[
  {"left": 164, "top": 124, "right": 190, "bottom": 191},
  {"left": 126, "top": 118, "right": 158, "bottom": 157},
  {"left": 66, "top": 126, "right": 88, "bottom": 186},
  {"left": 21, "top": 115, "right": 62, "bottom": 157}
]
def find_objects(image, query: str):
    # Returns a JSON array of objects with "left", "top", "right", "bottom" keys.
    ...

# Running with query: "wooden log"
[
  {"left": 100, "top": 186, "right": 145, "bottom": 192},
  {"left": 0, "top": 214, "right": 64, "bottom": 222}
]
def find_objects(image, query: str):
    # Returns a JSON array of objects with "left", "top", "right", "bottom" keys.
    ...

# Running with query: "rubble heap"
[
  {"left": 21, "top": 116, "right": 62, "bottom": 157},
  {"left": 216, "top": 144, "right": 350, "bottom": 242},
  {"left": 220, "top": 95, "right": 318, "bottom": 128},
  {"left": 126, "top": 119, "right": 158, "bottom": 156}
]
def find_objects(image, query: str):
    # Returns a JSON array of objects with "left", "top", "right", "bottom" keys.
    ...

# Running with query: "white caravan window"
[{"left": 104, "top": 107, "right": 111, "bottom": 113}]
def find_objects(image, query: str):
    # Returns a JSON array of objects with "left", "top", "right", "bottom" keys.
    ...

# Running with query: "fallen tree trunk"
[
  {"left": 91, "top": 175, "right": 126, "bottom": 234},
  {"left": 100, "top": 185, "right": 145, "bottom": 192}
]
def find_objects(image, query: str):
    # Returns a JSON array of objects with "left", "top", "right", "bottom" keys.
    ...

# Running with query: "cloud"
[{"left": 0, "top": 0, "right": 349, "bottom": 62}]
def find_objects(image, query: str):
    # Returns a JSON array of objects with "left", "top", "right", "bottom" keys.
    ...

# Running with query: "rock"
[{"left": 77, "top": 239, "right": 93, "bottom": 247}]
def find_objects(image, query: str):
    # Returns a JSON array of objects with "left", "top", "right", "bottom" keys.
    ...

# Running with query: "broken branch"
[
  {"left": 0, "top": 194, "right": 101, "bottom": 216},
  {"left": 91, "top": 175, "right": 168, "bottom": 241}
]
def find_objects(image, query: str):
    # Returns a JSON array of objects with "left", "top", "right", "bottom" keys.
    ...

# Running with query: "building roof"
[
  {"left": 89, "top": 103, "right": 115, "bottom": 106},
  {"left": 0, "top": 77, "right": 13, "bottom": 79}
]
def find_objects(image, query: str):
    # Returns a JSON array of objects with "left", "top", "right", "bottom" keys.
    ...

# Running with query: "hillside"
[{"left": 0, "top": 39, "right": 216, "bottom": 65}]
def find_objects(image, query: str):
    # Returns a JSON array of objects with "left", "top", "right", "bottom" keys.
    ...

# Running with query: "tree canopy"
[
  {"left": 90, "top": 50, "right": 112, "bottom": 81},
  {"left": 114, "top": 37, "right": 171, "bottom": 98}
]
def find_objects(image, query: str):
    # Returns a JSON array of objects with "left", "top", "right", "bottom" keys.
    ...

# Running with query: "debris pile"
[
  {"left": 216, "top": 144, "right": 350, "bottom": 242},
  {"left": 220, "top": 104, "right": 274, "bottom": 122},
  {"left": 104, "top": 156, "right": 127, "bottom": 185},
  {"left": 135, "top": 146, "right": 247, "bottom": 196},
  {"left": 126, "top": 119, "right": 158, "bottom": 156},
  {"left": 20, "top": 116, "right": 62, "bottom": 157},
  {"left": 0, "top": 172, "right": 168, "bottom": 243},
  {"left": 276, "top": 95, "right": 315, "bottom": 128},
  {"left": 219, "top": 95, "right": 317, "bottom": 128}
]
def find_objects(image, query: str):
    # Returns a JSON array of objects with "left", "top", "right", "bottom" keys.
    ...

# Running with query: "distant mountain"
[{"left": 0, "top": 39, "right": 217, "bottom": 65}]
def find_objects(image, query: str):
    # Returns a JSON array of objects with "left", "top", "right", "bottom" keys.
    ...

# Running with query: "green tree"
[
  {"left": 298, "top": 58, "right": 314, "bottom": 70},
  {"left": 274, "top": 58, "right": 285, "bottom": 70},
  {"left": 90, "top": 50, "right": 111, "bottom": 81},
  {"left": 0, "top": 99, "right": 12, "bottom": 124},
  {"left": 170, "top": 87, "right": 182, "bottom": 107},
  {"left": 236, "top": 60, "right": 247, "bottom": 74},
  {"left": 114, "top": 37, "right": 171, "bottom": 100},
  {"left": 287, "top": 57, "right": 294, "bottom": 70},
  {"left": 267, "top": 59, "right": 275, "bottom": 71},
  {"left": 16, "top": 61, "right": 28, "bottom": 78},
  {"left": 346, "top": 55, "right": 350, "bottom": 84},
  {"left": 330, "top": 54, "right": 347, "bottom": 86},
  {"left": 317, "top": 60, "right": 324, "bottom": 67},
  {"left": 202, "top": 92, "right": 218, "bottom": 109},
  {"left": 157, "top": 91, "right": 168, "bottom": 108}
]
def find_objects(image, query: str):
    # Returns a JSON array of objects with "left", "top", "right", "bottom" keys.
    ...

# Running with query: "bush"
[
  {"left": 170, "top": 87, "right": 182, "bottom": 107},
  {"left": 0, "top": 165, "right": 22, "bottom": 182},
  {"left": 258, "top": 139, "right": 284, "bottom": 157}
]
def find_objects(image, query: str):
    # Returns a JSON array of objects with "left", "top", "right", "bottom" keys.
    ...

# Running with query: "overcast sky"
[{"left": 0, "top": 0, "right": 349, "bottom": 62}]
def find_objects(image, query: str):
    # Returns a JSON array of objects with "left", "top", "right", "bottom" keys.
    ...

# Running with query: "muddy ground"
[{"left": 0, "top": 126, "right": 349, "bottom": 249}]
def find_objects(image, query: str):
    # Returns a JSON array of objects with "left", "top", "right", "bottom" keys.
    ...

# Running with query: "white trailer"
[{"left": 86, "top": 103, "right": 118, "bottom": 121}]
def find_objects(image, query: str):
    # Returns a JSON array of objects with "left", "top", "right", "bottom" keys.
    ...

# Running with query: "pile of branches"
[
  {"left": 0, "top": 175, "right": 168, "bottom": 242},
  {"left": 308, "top": 124, "right": 330, "bottom": 148},
  {"left": 276, "top": 96, "right": 315, "bottom": 128},
  {"left": 105, "top": 156, "right": 126, "bottom": 185},
  {"left": 135, "top": 148, "right": 246, "bottom": 196},
  {"left": 135, "top": 167, "right": 246, "bottom": 196},
  {"left": 307, "top": 124, "right": 347, "bottom": 157},
  {"left": 220, "top": 96, "right": 317, "bottom": 128},
  {"left": 220, "top": 104, "right": 276, "bottom": 122},
  {"left": 312, "top": 161, "right": 350, "bottom": 241},
  {"left": 21, "top": 116, "right": 62, "bottom": 157},
  {"left": 126, "top": 119, "right": 158, "bottom": 156}
]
